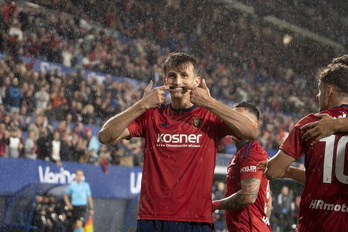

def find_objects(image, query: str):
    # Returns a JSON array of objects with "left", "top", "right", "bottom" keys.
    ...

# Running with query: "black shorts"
[
  {"left": 136, "top": 220, "right": 213, "bottom": 232},
  {"left": 72, "top": 205, "right": 87, "bottom": 222}
]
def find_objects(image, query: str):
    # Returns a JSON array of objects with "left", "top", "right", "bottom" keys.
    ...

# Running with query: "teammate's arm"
[
  {"left": 301, "top": 113, "right": 348, "bottom": 145},
  {"left": 188, "top": 80, "right": 258, "bottom": 140},
  {"left": 264, "top": 150, "right": 297, "bottom": 180},
  {"left": 266, "top": 195, "right": 272, "bottom": 218},
  {"left": 98, "top": 81, "right": 168, "bottom": 144},
  {"left": 212, "top": 178, "right": 261, "bottom": 211},
  {"left": 258, "top": 160, "right": 306, "bottom": 184}
]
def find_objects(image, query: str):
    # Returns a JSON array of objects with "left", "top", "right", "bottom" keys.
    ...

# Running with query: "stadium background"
[{"left": 0, "top": 0, "right": 347, "bottom": 231}]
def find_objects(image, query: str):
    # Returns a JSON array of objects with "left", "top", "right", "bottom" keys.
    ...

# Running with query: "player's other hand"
[
  {"left": 187, "top": 79, "right": 211, "bottom": 107},
  {"left": 301, "top": 113, "right": 334, "bottom": 145},
  {"left": 142, "top": 80, "right": 168, "bottom": 109}
]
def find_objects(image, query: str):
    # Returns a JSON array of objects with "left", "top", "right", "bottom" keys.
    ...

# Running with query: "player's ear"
[
  {"left": 326, "top": 85, "right": 333, "bottom": 97},
  {"left": 255, "top": 120, "right": 260, "bottom": 128},
  {"left": 195, "top": 76, "right": 201, "bottom": 87}
]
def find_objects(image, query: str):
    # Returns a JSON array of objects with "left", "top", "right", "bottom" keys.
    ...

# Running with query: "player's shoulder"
[{"left": 295, "top": 113, "right": 320, "bottom": 127}]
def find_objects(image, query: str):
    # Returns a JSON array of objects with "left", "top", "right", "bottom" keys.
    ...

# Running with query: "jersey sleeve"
[
  {"left": 239, "top": 143, "right": 267, "bottom": 180},
  {"left": 218, "top": 120, "right": 240, "bottom": 139},
  {"left": 127, "top": 111, "right": 149, "bottom": 138},
  {"left": 280, "top": 114, "right": 315, "bottom": 159}
]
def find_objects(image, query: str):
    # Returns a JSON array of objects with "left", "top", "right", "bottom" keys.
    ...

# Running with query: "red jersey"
[
  {"left": 128, "top": 104, "right": 236, "bottom": 223},
  {"left": 280, "top": 105, "right": 348, "bottom": 232},
  {"left": 225, "top": 141, "right": 271, "bottom": 232}
]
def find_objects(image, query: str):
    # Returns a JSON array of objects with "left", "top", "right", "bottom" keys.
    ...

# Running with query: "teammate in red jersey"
[
  {"left": 265, "top": 62, "right": 348, "bottom": 232},
  {"left": 212, "top": 102, "right": 272, "bottom": 232},
  {"left": 98, "top": 52, "right": 258, "bottom": 232}
]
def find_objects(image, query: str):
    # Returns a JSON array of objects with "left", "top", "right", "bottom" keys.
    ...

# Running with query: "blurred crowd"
[
  {"left": 0, "top": 0, "right": 346, "bottom": 167},
  {"left": 239, "top": 0, "right": 348, "bottom": 46}
]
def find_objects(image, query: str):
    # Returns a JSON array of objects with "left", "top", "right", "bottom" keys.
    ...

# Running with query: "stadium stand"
[{"left": 0, "top": 0, "right": 347, "bottom": 231}]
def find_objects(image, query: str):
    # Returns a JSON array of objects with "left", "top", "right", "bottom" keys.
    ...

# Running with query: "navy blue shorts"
[{"left": 136, "top": 220, "right": 213, "bottom": 232}]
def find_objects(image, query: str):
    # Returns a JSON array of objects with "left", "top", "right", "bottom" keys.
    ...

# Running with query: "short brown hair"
[
  {"left": 317, "top": 63, "right": 348, "bottom": 95},
  {"left": 163, "top": 52, "right": 198, "bottom": 75}
]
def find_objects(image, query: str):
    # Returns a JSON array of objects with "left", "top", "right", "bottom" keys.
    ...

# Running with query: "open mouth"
[{"left": 169, "top": 86, "right": 185, "bottom": 91}]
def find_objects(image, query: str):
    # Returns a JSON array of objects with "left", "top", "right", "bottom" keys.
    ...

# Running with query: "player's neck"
[
  {"left": 171, "top": 99, "right": 194, "bottom": 110},
  {"left": 235, "top": 140, "right": 249, "bottom": 150}
]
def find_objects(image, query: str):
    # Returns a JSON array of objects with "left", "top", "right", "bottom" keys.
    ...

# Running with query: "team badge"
[{"left": 192, "top": 117, "right": 202, "bottom": 129}]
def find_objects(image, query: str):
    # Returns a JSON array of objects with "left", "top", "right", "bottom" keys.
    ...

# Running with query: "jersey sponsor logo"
[
  {"left": 156, "top": 133, "right": 202, "bottom": 148},
  {"left": 309, "top": 199, "right": 348, "bottom": 213},
  {"left": 240, "top": 165, "right": 256, "bottom": 173},
  {"left": 157, "top": 133, "right": 202, "bottom": 143}
]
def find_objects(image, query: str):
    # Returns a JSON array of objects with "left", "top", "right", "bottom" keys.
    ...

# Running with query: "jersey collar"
[{"left": 170, "top": 103, "right": 197, "bottom": 113}]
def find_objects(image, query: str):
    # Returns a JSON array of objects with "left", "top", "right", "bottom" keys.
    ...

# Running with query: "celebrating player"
[
  {"left": 265, "top": 61, "right": 348, "bottom": 232},
  {"left": 98, "top": 52, "right": 258, "bottom": 232},
  {"left": 212, "top": 102, "right": 272, "bottom": 232}
]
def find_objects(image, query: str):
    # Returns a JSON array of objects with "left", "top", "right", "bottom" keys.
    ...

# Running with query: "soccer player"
[
  {"left": 265, "top": 63, "right": 348, "bottom": 232},
  {"left": 212, "top": 102, "right": 272, "bottom": 232},
  {"left": 98, "top": 52, "right": 258, "bottom": 232},
  {"left": 301, "top": 54, "right": 348, "bottom": 145}
]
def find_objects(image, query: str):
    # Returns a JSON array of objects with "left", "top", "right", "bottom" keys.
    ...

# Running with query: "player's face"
[
  {"left": 317, "top": 80, "right": 329, "bottom": 111},
  {"left": 163, "top": 63, "right": 200, "bottom": 99}
]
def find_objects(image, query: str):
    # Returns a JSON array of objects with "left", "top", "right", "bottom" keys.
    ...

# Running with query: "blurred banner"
[{"left": 0, "top": 158, "right": 142, "bottom": 199}]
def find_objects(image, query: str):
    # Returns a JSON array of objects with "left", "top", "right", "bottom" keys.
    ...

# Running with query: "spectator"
[
  {"left": 4, "top": 77, "right": 23, "bottom": 113},
  {"left": 7, "top": 128, "right": 23, "bottom": 158},
  {"left": 0, "top": 122, "right": 9, "bottom": 157},
  {"left": 48, "top": 130, "right": 62, "bottom": 165},
  {"left": 272, "top": 186, "right": 295, "bottom": 232},
  {"left": 34, "top": 85, "right": 50, "bottom": 114},
  {"left": 24, "top": 130, "right": 37, "bottom": 159}
]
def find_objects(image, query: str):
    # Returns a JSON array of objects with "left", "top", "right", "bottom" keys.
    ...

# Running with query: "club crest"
[{"left": 192, "top": 117, "right": 202, "bottom": 129}]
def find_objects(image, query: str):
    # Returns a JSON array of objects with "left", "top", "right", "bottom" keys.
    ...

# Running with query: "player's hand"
[
  {"left": 257, "top": 160, "right": 268, "bottom": 173},
  {"left": 301, "top": 113, "right": 335, "bottom": 145},
  {"left": 187, "top": 79, "right": 211, "bottom": 107},
  {"left": 141, "top": 80, "right": 168, "bottom": 109}
]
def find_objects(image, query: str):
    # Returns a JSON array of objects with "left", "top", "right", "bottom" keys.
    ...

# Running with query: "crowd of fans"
[
  {"left": 0, "top": 0, "right": 347, "bottom": 169},
  {"left": 239, "top": 0, "right": 348, "bottom": 46}
]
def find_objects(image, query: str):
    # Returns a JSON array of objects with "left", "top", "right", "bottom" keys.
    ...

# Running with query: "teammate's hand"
[
  {"left": 257, "top": 160, "right": 268, "bottom": 173},
  {"left": 141, "top": 80, "right": 168, "bottom": 109},
  {"left": 301, "top": 113, "right": 335, "bottom": 145},
  {"left": 187, "top": 79, "right": 211, "bottom": 107}
]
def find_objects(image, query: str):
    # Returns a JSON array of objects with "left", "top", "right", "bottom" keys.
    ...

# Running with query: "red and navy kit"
[
  {"left": 225, "top": 141, "right": 271, "bottom": 232},
  {"left": 128, "top": 104, "right": 237, "bottom": 223},
  {"left": 280, "top": 105, "right": 348, "bottom": 232}
]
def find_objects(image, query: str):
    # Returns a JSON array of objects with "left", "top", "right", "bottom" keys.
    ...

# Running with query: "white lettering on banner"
[
  {"left": 130, "top": 172, "right": 142, "bottom": 194},
  {"left": 38, "top": 166, "right": 75, "bottom": 184},
  {"left": 240, "top": 166, "right": 257, "bottom": 173},
  {"left": 309, "top": 199, "right": 348, "bottom": 213}
]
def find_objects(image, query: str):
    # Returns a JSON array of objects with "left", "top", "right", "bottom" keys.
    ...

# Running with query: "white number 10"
[{"left": 322, "top": 135, "right": 348, "bottom": 184}]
